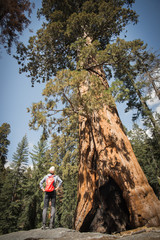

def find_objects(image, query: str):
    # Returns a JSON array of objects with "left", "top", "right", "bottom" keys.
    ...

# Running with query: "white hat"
[{"left": 49, "top": 166, "right": 55, "bottom": 173}]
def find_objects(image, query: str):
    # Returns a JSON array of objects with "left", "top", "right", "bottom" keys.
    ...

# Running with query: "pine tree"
[
  {"left": 0, "top": 135, "right": 29, "bottom": 234},
  {"left": 128, "top": 124, "right": 160, "bottom": 198},
  {"left": 109, "top": 40, "right": 159, "bottom": 130},
  {"left": 11, "top": 135, "right": 28, "bottom": 200},
  {"left": 0, "top": 167, "right": 14, "bottom": 234},
  {"left": 23, "top": 138, "right": 49, "bottom": 229},
  {"left": 135, "top": 52, "right": 160, "bottom": 100},
  {"left": 18, "top": 167, "right": 37, "bottom": 230},
  {"left": 0, "top": 123, "right": 10, "bottom": 171},
  {"left": 0, "top": 122, "right": 11, "bottom": 223},
  {"left": 9, "top": 135, "right": 29, "bottom": 231}
]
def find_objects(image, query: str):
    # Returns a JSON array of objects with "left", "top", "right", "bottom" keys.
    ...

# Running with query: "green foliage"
[
  {"left": 11, "top": 135, "right": 29, "bottom": 171},
  {"left": 0, "top": 122, "right": 79, "bottom": 234},
  {"left": 0, "top": 168, "right": 14, "bottom": 234},
  {"left": 16, "top": 0, "right": 137, "bottom": 85},
  {"left": 0, "top": 135, "right": 29, "bottom": 234},
  {"left": 0, "top": 0, "right": 33, "bottom": 54},
  {"left": 128, "top": 124, "right": 160, "bottom": 198},
  {"left": 28, "top": 69, "right": 115, "bottom": 134},
  {"left": 0, "top": 123, "right": 11, "bottom": 170},
  {"left": 10, "top": 135, "right": 29, "bottom": 231},
  {"left": 109, "top": 38, "right": 159, "bottom": 128},
  {"left": 21, "top": 138, "right": 50, "bottom": 230},
  {"left": 45, "top": 113, "right": 79, "bottom": 228},
  {"left": 0, "top": 123, "right": 11, "bottom": 229},
  {"left": 59, "top": 163, "right": 78, "bottom": 228},
  {"left": 15, "top": 0, "right": 159, "bottom": 134}
]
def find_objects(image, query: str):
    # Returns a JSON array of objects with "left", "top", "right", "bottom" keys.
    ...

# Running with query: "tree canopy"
[
  {"left": 0, "top": 0, "right": 33, "bottom": 53},
  {"left": 15, "top": 0, "right": 160, "bottom": 134},
  {"left": 16, "top": 0, "right": 138, "bottom": 84}
]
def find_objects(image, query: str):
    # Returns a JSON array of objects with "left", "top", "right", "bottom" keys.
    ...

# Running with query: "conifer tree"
[
  {"left": 135, "top": 53, "right": 160, "bottom": 100},
  {"left": 0, "top": 123, "right": 10, "bottom": 171},
  {"left": 0, "top": 0, "right": 33, "bottom": 53},
  {"left": 48, "top": 116, "right": 79, "bottom": 228},
  {"left": 0, "top": 167, "right": 14, "bottom": 234},
  {"left": 0, "top": 122, "right": 11, "bottom": 234},
  {"left": 24, "top": 138, "right": 49, "bottom": 229},
  {"left": 16, "top": 0, "right": 160, "bottom": 232},
  {"left": 128, "top": 124, "right": 160, "bottom": 198},
  {"left": 11, "top": 135, "right": 28, "bottom": 199},
  {"left": 110, "top": 45, "right": 160, "bottom": 131},
  {"left": 18, "top": 166, "right": 37, "bottom": 230},
  {"left": 9, "top": 135, "right": 29, "bottom": 231},
  {"left": 0, "top": 135, "right": 29, "bottom": 234},
  {"left": 0, "top": 122, "right": 11, "bottom": 219}
]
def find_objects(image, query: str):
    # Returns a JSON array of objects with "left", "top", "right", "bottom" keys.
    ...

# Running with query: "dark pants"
[{"left": 42, "top": 191, "right": 56, "bottom": 226}]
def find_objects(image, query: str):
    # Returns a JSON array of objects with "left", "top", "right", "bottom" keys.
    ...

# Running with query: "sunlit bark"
[{"left": 74, "top": 68, "right": 160, "bottom": 233}]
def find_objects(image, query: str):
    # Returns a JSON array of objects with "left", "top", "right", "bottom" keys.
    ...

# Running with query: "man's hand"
[{"left": 42, "top": 188, "right": 45, "bottom": 192}]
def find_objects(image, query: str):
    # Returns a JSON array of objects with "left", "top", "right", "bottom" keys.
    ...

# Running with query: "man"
[{"left": 40, "top": 166, "right": 62, "bottom": 230}]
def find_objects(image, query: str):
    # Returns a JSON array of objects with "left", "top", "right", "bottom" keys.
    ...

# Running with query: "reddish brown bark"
[{"left": 74, "top": 93, "right": 160, "bottom": 233}]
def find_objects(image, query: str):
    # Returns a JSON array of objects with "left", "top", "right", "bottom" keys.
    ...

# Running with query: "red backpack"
[{"left": 45, "top": 175, "right": 55, "bottom": 192}]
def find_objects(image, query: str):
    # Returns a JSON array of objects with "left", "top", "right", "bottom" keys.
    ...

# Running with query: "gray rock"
[
  {"left": 120, "top": 230, "right": 160, "bottom": 240},
  {"left": 0, "top": 227, "right": 159, "bottom": 240},
  {"left": 0, "top": 228, "right": 117, "bottom": 240}
]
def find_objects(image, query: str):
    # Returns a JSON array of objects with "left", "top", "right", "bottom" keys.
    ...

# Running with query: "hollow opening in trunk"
[{"left": 80, "top": 176, "right": 131, "bottom": 233}]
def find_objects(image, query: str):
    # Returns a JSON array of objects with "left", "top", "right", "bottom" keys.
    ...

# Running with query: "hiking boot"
[
  {"left": 49, "top": 223, "right": 54, "bottom": 229},
  {"left": 41, "top": 224, "right": 46, "bottom": 230}
]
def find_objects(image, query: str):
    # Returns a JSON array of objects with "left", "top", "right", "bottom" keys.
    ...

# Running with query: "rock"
[
  {"left": 119, "top": 231, "right": 160, "bottom": 240},
  {"left": 0, "top": 228, "right": 116, "bottom": 240},
  {"left": 115, "top": 226, "right": 160, "bottom": 240},
  {"left": 0, "top": 227, "right": 159, "bottom": 240}
]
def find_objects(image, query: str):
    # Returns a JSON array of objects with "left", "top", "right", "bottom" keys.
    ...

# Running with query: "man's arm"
[{"left": 55, "top": 176, "right": 62, "bottom": 191}]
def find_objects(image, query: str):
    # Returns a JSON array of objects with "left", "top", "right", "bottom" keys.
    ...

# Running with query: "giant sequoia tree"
[{"left": 17, "top": 0, "right": 160, "bottom": 233}]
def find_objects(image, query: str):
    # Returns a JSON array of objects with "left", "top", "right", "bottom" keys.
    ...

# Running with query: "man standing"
[{"left": 40, "top": 166, "right": 62, "bottom": 230}]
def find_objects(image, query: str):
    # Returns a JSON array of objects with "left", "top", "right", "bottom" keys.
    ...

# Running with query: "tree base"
[{"left": 79, "top": 177, "right": 131, "bottom": 233}]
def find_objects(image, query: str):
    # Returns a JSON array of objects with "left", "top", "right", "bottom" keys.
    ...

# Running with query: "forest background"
[{"left": 0, "top": 0, "right": 160, "bottom": 235}]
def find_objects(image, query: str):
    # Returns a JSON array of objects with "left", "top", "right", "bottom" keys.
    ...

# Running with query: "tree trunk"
[
  {"left": 74, "top": 71, "right": 160, "bottom": 233},
  {"left": 148, "top": 71, "right": 160, "bottom": 100}
]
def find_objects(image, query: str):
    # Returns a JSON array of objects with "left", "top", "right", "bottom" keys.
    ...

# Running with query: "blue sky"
[{"left": 0, "top": 0, "right": 160, "bottom": 165}]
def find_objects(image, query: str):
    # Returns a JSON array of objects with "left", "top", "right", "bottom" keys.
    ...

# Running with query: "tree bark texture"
[{"left": 74, "top": 73, "right": 160, "bottom": 234}]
